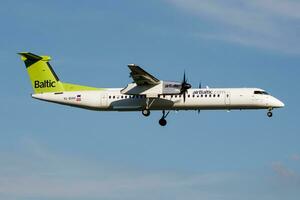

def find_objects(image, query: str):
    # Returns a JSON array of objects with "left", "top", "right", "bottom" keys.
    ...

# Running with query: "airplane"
[{"left": 19, "top": 52, "right": 284, "bottom": 126}]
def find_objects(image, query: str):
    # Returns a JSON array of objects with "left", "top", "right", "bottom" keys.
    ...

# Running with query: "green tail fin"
[
  {"left": 19, "top": 52, "right": 102, "bottom": 93},
  {"left": 19, "top": 52, "right": 64, "bottom": 93}
]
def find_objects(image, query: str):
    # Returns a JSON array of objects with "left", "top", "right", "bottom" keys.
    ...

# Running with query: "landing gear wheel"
[
  {"left": 158, "top": 110, "right": 170, "bottom": 126},
  {"left": 159, "top": 118, "right": 167, "bottom": 126},
  {"left": 267, "top": 111, "right": 273, "bottom": 118},
  {"left": 142, "top": 109, "right": 150, "bottom": 117}
]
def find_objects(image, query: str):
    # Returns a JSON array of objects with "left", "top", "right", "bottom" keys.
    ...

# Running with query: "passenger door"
[
  {"left": 225, "top": 92, "right": 231, "bottom": 106},
  {"left": 100, "top": 93, "right": 108, "bottom": 107}
]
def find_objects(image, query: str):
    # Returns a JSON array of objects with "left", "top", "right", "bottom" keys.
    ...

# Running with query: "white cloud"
[
  {"left": 0, "top": 137, "right": 239, "bottom": 200},
  {"left": 253, "top": 0, "right": 300, "bottom": 19},
  {"left": 271, "top": 162, "right": 297, "bottom": 178},
  {"left": 167, "top": 0, "right": 300, "bottom": 54},
  {"left": 290, "top": 154, "right": 300, "bottom": 161},
  {"left": 1, "top": 137, "right": 299, "bottom": 200}
]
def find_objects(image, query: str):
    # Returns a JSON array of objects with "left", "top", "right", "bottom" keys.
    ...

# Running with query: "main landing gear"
[
  {"left": 142, "top": 109, "right": 150, "bottom": 117},
  {"left": 267, "top": 108, "right": 273, "bottom": 118},
  {"left": 159, "top": 110, "right": 170, "bottom": 126},
  {"left": 142, "top": 98, "right": 170, "bottom": 126},
  {"left": 141, "top": 109, "right": 170, "bottom": 126},
  {"left": 141, "top": 98, "right": 155, "bottom": 117}
]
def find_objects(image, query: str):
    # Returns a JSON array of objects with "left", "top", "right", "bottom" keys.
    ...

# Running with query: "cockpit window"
[{"left": 254, "top": 91, "right": 269, "bottom": 95}]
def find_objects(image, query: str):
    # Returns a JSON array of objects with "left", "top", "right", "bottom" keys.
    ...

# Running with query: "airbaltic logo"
[{"left": 34, "top": 80, "right": 56, "bottom": 88}]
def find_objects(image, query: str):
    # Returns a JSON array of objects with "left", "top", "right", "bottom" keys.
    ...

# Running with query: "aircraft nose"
[{"left": 272, "top": 98, "right": 285, "bottom": 108}]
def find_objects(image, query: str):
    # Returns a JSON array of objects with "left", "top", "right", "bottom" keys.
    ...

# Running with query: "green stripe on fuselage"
[{"left": 61, "top": 82, "right": 103, "bottom": 91}]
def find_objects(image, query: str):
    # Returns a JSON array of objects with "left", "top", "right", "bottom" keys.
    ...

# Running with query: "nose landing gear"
[
  {"left": 159, "top": 110, "right": 170, "bottom": 126},
  {"left": 267, "top": 111, "right": 273, "bottom": 117},
  {"left": 267, "top": 108, "right": 273, "bottom": 118}
]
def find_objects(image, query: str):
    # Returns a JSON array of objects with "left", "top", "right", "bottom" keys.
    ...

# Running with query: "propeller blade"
[
  {"left": 199, "top": 82, "right": 201, "bottom": 88},
  {"left": 181, "top": 70, "right": 191, "bottom": 103}
]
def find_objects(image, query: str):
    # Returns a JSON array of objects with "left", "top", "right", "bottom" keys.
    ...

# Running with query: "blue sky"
[{"left": 0, "top": 0, "right": 300, "bottom": 199}]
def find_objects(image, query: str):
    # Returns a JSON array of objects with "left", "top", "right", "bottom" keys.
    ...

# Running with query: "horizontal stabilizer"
[{"left": 18, "top": 52, "right": 51, "bottom": 62}]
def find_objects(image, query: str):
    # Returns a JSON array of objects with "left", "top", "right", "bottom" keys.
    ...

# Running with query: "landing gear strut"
[
  {"left": 267, "top": 108, "right": 273, "bottom": 118},
  {"left": 142, "top": 109, "right": 150, "bottom": 117},
  {"left": 142, "top": 98, "right": 155, "bottom": 117},
  {"left": 159, "top": 110, "right": 170, "bottom": 126}
]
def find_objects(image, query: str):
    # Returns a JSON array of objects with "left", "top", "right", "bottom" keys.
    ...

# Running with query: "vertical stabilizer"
[{"left": 19, "top": 52, "right": 64, "bottom": 93}]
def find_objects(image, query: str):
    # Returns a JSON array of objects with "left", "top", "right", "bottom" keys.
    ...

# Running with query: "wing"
[{"left": 128, "top": 64, "right": 160, "bottom": 86}]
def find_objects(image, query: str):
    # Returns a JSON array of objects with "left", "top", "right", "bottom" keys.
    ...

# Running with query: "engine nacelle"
[
  {"left": 162, "top": 81, "right": 182, "bottom": 94},
  {"left": 121, "top": 81, "right": 182, "bottom": 97}
]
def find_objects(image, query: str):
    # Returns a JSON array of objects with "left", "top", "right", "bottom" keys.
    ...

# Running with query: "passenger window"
[
  {"left": 188, "top": 95, "right": 190, "bottom": 98},
  {"left": 213, "top": 94, "right": 216, "bottom": 97},
  {"left": 205, "top": 95, "right": 207, "bottom": 97},
  {"left": 109, "top": 96, "right": 111, "bottom": 99},
  {"left": 209, "top": 95, "right": 211, "bottom": 97}
]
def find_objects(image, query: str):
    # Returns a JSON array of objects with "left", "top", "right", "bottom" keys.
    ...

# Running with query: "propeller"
[{"left": 180, "top": 71, "right": 191, "bottom": 102}]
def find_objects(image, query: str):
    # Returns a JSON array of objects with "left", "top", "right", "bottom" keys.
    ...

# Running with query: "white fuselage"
[{"left": 32, "top": 88, "right": 284, "bottom": 111}]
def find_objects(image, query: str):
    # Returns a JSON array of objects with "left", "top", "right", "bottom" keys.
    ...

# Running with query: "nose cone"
[{"left": 272, "top": 98, "right": 285, "bottom": 108}]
